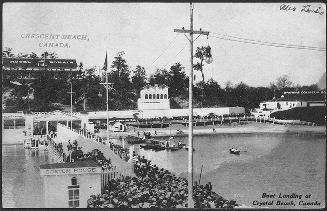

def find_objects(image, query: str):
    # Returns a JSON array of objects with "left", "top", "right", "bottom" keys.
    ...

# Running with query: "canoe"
[{"left": 229, "top": 149, "right": 240, "bottom": 155}]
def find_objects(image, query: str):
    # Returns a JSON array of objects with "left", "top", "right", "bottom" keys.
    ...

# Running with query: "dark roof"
[{"left": 40, "top": 160, "right": 100, "bottom": 169}]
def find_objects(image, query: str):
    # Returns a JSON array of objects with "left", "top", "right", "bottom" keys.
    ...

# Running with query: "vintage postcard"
[{"left": 2, "top": 2, "right": 326, "bottom": 209}]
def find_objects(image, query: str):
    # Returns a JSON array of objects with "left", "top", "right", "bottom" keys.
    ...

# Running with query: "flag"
[
  {"left": 104, "top": 51, "right": 107, "bottom": 71},
  {"left": 102, "top": 51, "right": 108, "bottom": 82}
]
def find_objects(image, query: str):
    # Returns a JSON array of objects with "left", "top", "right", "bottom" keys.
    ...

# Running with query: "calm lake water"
[{"left": 2, "top": 132, "right": 325, "bottom": 208}]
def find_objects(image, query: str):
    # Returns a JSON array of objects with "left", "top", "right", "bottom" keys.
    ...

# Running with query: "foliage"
[
  {"left": 2, "top": 48, "right": 323, "bottom": 113},
  {"left": 132, "top": 65, "right": 147, "bottom": 95},
  {"left": 148, "top": 68, "right": 170, "bottom": 86},
  {"left": 107, "top": 51, "right": 135, "bottom": 110},
  {"left": 194, "top": 46, "right": 212, "bottom": 82},
  {"left": 168, "top": 63, "right": 188, "bottom": 97}
]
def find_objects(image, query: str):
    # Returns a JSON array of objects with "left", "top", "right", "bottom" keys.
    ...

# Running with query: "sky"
[{"left": 3, "top": 3, "right": 326, "bottom": 87}]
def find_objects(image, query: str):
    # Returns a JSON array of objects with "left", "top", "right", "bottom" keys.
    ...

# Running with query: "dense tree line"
[{"left": 2, "top": 47, "right": 322, "bottom": 113}]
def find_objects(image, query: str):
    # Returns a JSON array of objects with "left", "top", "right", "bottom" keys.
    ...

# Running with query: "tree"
[
  {"left": 132, "top": 65, "right": 147, "bottom": 92},
  {"left": 193, "top": 46, "right": 213, "bottom": 82},
  {"left": 2, "top": 47, "right": 15, "bottom": 58},
  {"left": 17, "top": 52, "right": 29, "bottom": 58},
  {"left": 148, "top": 68, "right": 170, "bottom": 86},
  {"left": 273, "top": 75, "right": 293, "bottom": 90},
  {"left": 108, "top": 51, "right": 135, "bottom": 110},
  {"left": 194, "top": 79, "right": 225, "bottom": 107},
  {"left": 29, "top": 52, "right": 38, "bottom": 59},
  {"left": 168, "top": 63, "right": 188, "bottom": 97},
  {"left": 78, "top": 62, "right": 84, "bottom": 74},
  {"left": 40, "top": 51, "right": 58, "bottom": 59}
]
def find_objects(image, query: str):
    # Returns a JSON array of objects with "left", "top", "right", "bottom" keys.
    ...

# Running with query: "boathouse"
[{"left": 40, "top": 160, "right": 102, "bottom": 208}]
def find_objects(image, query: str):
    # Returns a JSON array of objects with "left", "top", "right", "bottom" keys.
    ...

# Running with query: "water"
[
  {"left": 133, "top": 133, "right": 325, "bottom": 208},
  {"left": 2, "top": 145, "right": 53, "bottom": 208},
  {"left": 2, "top": 133, "right": 325, "bottom": 208}
]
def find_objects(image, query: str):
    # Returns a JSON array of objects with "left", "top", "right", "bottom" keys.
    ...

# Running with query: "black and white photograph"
[{"left": 2, "top": 2, "right": 326, "bottom": 209}]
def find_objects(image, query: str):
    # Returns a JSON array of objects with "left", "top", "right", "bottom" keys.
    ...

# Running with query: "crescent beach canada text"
[{"left": 20, "top": 33, "right": 89, "bottom": 48}]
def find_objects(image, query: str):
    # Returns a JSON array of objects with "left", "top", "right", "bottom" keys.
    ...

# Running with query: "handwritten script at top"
[{"left": 280, "top": 4, "right": 324, "bottom": 15}]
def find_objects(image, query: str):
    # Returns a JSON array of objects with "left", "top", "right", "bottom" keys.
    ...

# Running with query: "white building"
[
  {"left": 253, "top": 91, "right": 326, "bottom": 118},
  {"left": 111, "top": 121, "right": 127, "bottom": 132},
  {"left": 137, "top": 84, "right": 170, "bottom": 110},
  {"left": 259, "top": 98, "right": 308, "bottom": 111},
  {"left": 40, "top": 160, "right": 102, "bottom": 208}
]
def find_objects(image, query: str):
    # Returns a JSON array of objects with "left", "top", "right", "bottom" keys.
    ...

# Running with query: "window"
[
  {"left": 164, "top": 94, "right": 167, "bottom": 99},
  {"left": 71, "top": 177, "right": 77, "bottom": 186},
  {"left": 149, "top": 94, "right": 152, "bottom": 99},
  {"left": 145, "top": 94, "right": 148, "bottom": 99},
  {"left": 157, "top": 94, "right": 160, "bottom": 99},
  {"left": 68, "top": 188, "right": 79, "bottom": 208},
  {"left": 153, "top": 94, "right": 156, "bottom": 99},
  {"left": 68, "top": 177, "right": 79, "bottom": 208},
  {"left": 160, "top": 94, "right": 163, "bottom": 99}
]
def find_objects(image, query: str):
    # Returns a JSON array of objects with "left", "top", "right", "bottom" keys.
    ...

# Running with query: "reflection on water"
[
  {"left": 2, "top": 133, "right": 325, "bottom": 208},
  {"left": 2, "top": 145, "right": 52, "bottom": 208}
]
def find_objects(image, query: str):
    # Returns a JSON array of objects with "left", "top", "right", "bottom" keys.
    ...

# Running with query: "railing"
[
  {"left": 101, "top": 167, "right": 121, "bottom": 194},
  {"left": 58, "top": 124, "right": 131, "bottom": 165},
  {"left": 47, "top": 135, "right": 65, "bottom": 162}
]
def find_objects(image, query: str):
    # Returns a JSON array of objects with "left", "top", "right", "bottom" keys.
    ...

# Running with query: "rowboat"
[{"left": 229, "top": 148, "right": 240, "bottom": 155}]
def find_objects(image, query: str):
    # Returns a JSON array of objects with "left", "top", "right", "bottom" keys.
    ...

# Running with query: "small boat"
[
  {"left": 229, "top": 148, "right": 240, "bottom": 155},
  {"left": 140, "top": 140, "right": 163, "bottom": 151},
  {"left": 140, "top": 144, "right": 153, "bottom": 150},
  {"left": 183, "top": 146, "right": 195, "bottom": 151},
  {"left": 153, "top": 145, "right": 166, "bottom": 151},
  {"left": 167, "top": 146, "right": 180, "bottom": 151},
  {"left": 127, "top": 137, "right": 145, "bottom": 144}
]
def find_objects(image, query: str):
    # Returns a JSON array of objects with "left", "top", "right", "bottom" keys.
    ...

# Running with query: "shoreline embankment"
[
  {"left": 98, "top": 122, "right": 326, "bottom": 139},
  {"left": 3, "top": 122, "right": 325, "bottom": 145}
]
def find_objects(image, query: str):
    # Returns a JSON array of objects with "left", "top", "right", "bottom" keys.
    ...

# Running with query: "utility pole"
[
  {"left": 100, "top": 52, "right": 113, "bottom": 146},
  {"left": 174, "top": 2, "right": 209, "bottom": 208},
  {"left": 67, "top": 81, "right": 75, "bottom": 129}
]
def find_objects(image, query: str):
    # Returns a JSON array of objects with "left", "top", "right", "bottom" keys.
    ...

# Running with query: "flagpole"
[
  {"left": 100, "top": 52, "right": 112, "bottom": 147},
  {"left": 106, "top": 67, "right": 109, "bottom": 146}
]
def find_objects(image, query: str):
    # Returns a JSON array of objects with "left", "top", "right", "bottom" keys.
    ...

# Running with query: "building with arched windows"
[{"left": 137, "top": 85, "right": 170, "bottom": 110}]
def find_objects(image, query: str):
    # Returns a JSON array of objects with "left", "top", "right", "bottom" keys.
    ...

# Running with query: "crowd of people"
[
  {"left": 87, "top": 155, "right": 238, "bottom": 208},
  {"left": 109, "top": 142, "right": 130, "bottom": 162},
  {"left": 81, "top": 149, "right": 113, "bottom": 171},
  {"left": 53, "top": 142, "right": 63, "bottom": 154},
  {"left": 64, "top": 140, "right": 113, "bottom": 171}
]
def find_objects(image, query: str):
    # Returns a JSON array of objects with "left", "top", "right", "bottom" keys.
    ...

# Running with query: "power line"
[
  {"left": 162, "top": 35, "right": 204, "bottom": 69},
  {"left": 163, "top": 43, "right": 187, "bottom": 68},
  {"left": 212, "top": 32, "right": 326, "bottom": 50},
  {"left": 146, "top": 34, "right": 179, "bottom": 69},
  {"left": 209, "top": 33, "right": 326, "bottom": 51}
]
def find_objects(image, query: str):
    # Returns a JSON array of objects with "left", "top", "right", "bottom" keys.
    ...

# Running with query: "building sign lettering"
[{"left": 41, "top": 167, "right": 101, "bottom": 176}]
